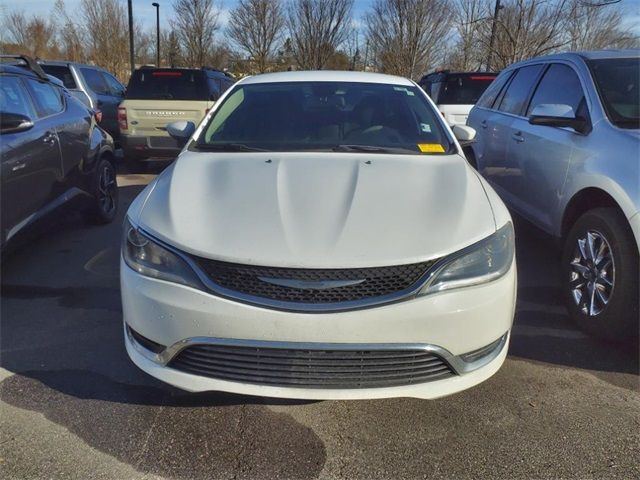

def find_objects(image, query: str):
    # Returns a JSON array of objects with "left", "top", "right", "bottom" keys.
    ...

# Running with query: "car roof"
[
  {"left": 0, "top": 63, "right": 51, "bottom": 81},
  {"left": 505, "top": 49, "right": 640, "bottom": 70},
  {"left": 239, "top": 70, "right": 415, "bottom": 86},
  {"left": 39, "top": 60, "right": 104, "bottom": 70},
  {"left": 421, "top": 71, "right": 497, "bottom": 78},
  {"left": 0, "top": 63, "right": 37, "bottom": 77}
]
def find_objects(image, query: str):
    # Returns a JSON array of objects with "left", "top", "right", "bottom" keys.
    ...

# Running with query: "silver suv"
[
  {"left": 467, "top": 50, "right": 639, "bottom": 340},
  {"left": 39, "top": 61, "right": 126, "bottom": 142}
]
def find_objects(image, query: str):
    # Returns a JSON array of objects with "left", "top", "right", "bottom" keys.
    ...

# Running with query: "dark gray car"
[
  {"left": 0, "top": 56, "right": 118, "bottom": 252},
  {"left": 39, "top": 61, "right": 126, "bottom": 143}
]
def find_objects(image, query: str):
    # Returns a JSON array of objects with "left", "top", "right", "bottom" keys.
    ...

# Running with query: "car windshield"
[
  {"left": 588, "top": 57, "right": 639, "bottom": 129},
  {"left": 435, "top": 74, "right": 496, "bottom": 105},
  {"left": 195, "top": 81, "right": 453, "bottom": 154},
  {"left": 126, "top": 69, "right": 208, "bottom": 100}
]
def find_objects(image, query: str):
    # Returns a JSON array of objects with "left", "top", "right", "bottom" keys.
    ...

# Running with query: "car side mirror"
[
  {"left": 528, "top": 104, "right": 589, "bottom": 134},
  {"left": 452, "top": 125, "right": 476, "bottom": 147},
  {"left": 167, "top": 120, "right": 196, "bottom": 147},
  {"left": 0, "top": 112, "right": 34, "bottom": 134}
]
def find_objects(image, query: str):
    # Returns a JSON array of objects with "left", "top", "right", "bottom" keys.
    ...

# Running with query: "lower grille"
[{"left": 168, "top": 344, "right": 455, "bottom": 388}]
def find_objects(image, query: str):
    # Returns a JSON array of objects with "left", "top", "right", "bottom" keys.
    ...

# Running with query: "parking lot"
[{"left": 0, "top": 166, "right": 637, "bottom": 480}]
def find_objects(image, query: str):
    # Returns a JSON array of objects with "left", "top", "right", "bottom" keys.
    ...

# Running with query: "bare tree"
[
  {"left": 565, "top": 0, "right": 639, "bottom": 50},
  {"left": 343, "top": 24, "right": 362, "bottom": 70},
  {"left": 161, "top": 29, "right": 183, "bottom": 67},
  {"left": 53, "top": 0, "right": 86, "bottom": 62},
  {"left": 287, "top": 0, "right": 354, "bottom": 70},
  {"left": 366, "top": 0, "right": 452, "bottom": 79},
  {"left": 80, "top": 0, "right": 131, "bottom": 79},
  {"left": 172, "top": 0, "right": 221, "bottom": 67},
  {"left": 487, "top": 0, "right": 572, "bottom": 70},
  {"left": 228, "top": 0, "right": 286, "bottom": 73},
  {"left": 3, "top": 11, "right": 58, "bottom": 59},
  {"left": 448, "top": 0, "right": 492, "bottom": 71}
]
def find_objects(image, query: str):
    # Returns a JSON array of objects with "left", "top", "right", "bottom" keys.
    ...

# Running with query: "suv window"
[
  {"left": 103, "top": 72, "right": 125, "bottom": 96},
  {"left": 221, "top": 78, "right": 234, "bottom": 93},
  {"left": 527, "top": 64, "right": 584, "bottom": 116},
  {"left": 81, "top": 68, "right": 109, "bottom": 95},
  {"left": 40, "top": 65, "right": 77, "bottom": 89},
  {"left": 420, "top": 80, "right": 432, "bottom": 97},
  {"left": 476, "top": 71, "right": 513, "bottom": 109},
  {"left": 436, "top": 74, "right": 497, "bottom": 105},
  {"left": 497, "top": 65, "right": 544, "bottom": 115},
  {"left": 126, "top": 69, "right": 209, "bottom": 100},
  {"left": 0, "top": 76, "right": 37, "bottom": 118},
  {"left": 25, "top": 79, "right": 64, "bottom": 117},
  {"left": 207, "top": 78, "right": 221, "bottom": 100}
]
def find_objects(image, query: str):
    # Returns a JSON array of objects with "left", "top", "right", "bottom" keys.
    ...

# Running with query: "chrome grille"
[
  {"left": 193, "top": 259, "right": 436, "bottom": 305},
  {"left": 168, "top": 344, "right": 455, "bottom": 388}
]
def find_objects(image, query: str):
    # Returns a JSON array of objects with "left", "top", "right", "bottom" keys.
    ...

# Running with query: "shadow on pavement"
[
  {"left": 1, "top": 180, "right": 326, "bottom": 479},
  {"left": 508, "top": 216, "right": 639, "bottom": 383}
]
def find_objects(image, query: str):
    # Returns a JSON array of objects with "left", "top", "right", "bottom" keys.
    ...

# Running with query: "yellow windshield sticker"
[{"left": 418, "top": 143, "right": 445, "bottom": 153}]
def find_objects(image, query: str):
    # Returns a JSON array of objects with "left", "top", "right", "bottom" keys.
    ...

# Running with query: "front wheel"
[
  {"left": 88, "top": 158, "right": 118, "bottom": 224},
  {"left": 562, "top": 207, "right": 639, "bottom": 341}
]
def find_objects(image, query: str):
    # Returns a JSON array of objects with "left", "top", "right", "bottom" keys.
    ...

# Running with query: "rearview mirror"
[
  {"left": 167, "top": 120, "right": 196, "bottom": 147},
  {"left": 0, "top": 112, "right": 34, "bottom": 134},
  {"left": 528, "top": 104, "right": 589, "bottom": 134},
  {"left": 452, "top": 125, "right": 476, "bottom": 147}
]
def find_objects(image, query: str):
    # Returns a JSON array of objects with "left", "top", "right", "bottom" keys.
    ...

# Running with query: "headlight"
[
  {"left": 122, "top": 217, "right": 202, "bottom": 289},
  {"left": 420, "top": 223, "right": 514, "bottom": 295}
]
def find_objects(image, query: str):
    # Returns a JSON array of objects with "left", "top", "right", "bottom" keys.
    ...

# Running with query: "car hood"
[{"left": 136, "top": 152, "right": 496, "bottom": 268}]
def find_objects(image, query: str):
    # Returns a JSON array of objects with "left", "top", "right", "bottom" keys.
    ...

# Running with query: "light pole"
[
  {"left": 128, "top": 0, "right": 135, "bottom": 76},
  {"left": 152, "top": 2, "right": 160, "bottom": 67},
  {"left": 486, "top": 0, "right": 503, "bottom": 72}
]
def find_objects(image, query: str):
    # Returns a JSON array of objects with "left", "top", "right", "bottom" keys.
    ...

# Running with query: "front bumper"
[{"left": 121, "top": 258, "right": 516, "bottom": 399}]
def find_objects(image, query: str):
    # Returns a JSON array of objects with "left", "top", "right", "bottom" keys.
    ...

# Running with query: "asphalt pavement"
[{"left": 1, "top": 166, "right": 638, "bottom": 480}]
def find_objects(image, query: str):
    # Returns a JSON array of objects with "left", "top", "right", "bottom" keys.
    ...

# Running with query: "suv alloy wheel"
[{"left": 563, "top": 208, "right": 639, "bottom": 340}]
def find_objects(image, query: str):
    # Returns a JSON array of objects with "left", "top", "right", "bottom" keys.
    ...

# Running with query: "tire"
[
  {"left": 562, "top": 207, "right": 639, "bottom": 341},
  {"left": 88, "top": 157, "right": 119, "bottom": 224}
]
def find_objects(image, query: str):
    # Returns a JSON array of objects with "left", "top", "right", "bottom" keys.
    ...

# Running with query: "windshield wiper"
[
  {"left": 193, "top": 143, "right": 268, "bottom": 152},
  {"left": 332, "top": 144, "right": 417, "bottom": 154}
]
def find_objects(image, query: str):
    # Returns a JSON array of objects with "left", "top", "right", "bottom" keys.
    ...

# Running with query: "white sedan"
[{"left": 121, "top": 71, "right": 516, "bottom": 400}]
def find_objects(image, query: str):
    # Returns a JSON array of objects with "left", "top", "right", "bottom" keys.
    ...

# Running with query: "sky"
[
  {"left": 0, "top": 0, "right": 374, "bottom": 31},
  {"left": 1, "top": 0, "right": 639, "bottom": 34}
]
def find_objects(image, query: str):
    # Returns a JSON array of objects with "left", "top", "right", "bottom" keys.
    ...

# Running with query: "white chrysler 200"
[{"left": 121, "top": 71, "right": 517, "bottom": 400}]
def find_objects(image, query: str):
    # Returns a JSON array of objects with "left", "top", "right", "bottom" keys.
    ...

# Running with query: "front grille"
[
  {"left": 168, "top": 344, "right": 455, "bottom": 388},
  {"left": 193, "top": 258, "right": 436, "bottom": 305}
]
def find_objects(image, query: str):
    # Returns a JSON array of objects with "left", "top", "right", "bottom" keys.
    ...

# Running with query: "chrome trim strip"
[
  {"left": 126, "top": 324, "right": 509, "bottom": 377},
  {"left": 256, "top": 277, "right": 367, "bottom": 290}
]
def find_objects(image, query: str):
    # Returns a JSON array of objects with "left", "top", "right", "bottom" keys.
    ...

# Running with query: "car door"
[
  {"left": 481, "top": 64, "right": 544, "bottom": 204},
  {"left": 80, "top": 67, "right": 119, "bottom": 136},
  {"left": 506, "top": 63, "right": 588, "bottom": 232},
  {"left": 1, "top": 76, "right": 64, "bottom": 243},
  {"left": 100, "top": 70, "right": 126, "bottom": 138}
]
